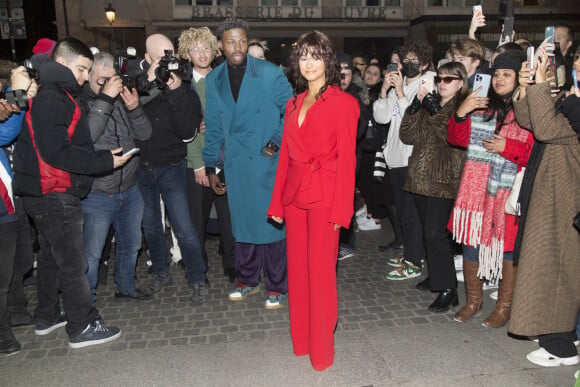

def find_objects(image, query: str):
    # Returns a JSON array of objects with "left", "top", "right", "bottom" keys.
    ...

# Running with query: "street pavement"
[{"left": 0, "top": 221, "right": 578, "bottom": 386}]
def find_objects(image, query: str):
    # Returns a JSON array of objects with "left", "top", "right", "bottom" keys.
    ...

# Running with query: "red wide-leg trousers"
[{"left": 284, "top": 204, "right": 339, "bottom": 371}]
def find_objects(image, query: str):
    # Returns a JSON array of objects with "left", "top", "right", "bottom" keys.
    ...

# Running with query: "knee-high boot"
[
  {"left": 482, "top": 259, "right": 516, "bottom": 328},
  {"left": 454, "top": 259, "right": 483, "bottom": 322}
]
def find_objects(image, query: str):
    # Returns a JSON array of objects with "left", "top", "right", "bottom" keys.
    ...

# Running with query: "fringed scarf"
[{"left": 452, "top": 110, "right": 527, "bottom": 279}]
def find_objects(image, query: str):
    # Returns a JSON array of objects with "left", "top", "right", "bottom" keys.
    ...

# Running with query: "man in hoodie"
[{"left": 13, "top": 37, "right": 130, "bottom": 349}]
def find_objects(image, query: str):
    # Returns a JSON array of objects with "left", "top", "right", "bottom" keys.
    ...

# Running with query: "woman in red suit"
[{"left": 267, "top": 30, "right": 360, "bottom": 371}]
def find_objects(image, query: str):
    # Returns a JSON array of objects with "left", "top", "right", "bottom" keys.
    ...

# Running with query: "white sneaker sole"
[
  {"left": 526, "top": 348, "right": 580, "bottom": 367},
  {"left": 69, "top": 330, "right": 121, "bottom": 349},
  {"left": 229, "top": 286, "right": 261, "bottom": 301},
  {"left": 34, "top": 320, "right": 67, "bottom": 336}
]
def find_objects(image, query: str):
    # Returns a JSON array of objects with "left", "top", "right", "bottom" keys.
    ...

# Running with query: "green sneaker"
[
  {"left": 386, "top": 260, "right": 422, "bottom": 281},
  {"left": 387, "top": 256, "right": 405, "bottom": 267},
  {"left": 229, "top": 283, "right": 261, "bottom": 301}
]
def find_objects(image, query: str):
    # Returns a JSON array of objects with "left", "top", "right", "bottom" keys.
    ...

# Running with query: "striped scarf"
[{"left": 451, "top": 110, "right": 526, "bottom": 279}]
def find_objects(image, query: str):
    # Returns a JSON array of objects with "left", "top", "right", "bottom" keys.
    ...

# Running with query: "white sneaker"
[
  {"left": 357, "top": 218, "right": 381, "bottom": 231},
  {"left": 526, "top": 348, "right": 580, "bottom": 367},
  {"left": 489, "top": 290, "right": 498, "bottom": 300},
  {"left": 456, "top": 271, "right": 464, "bottom": 282},
  {"left": 355, "top": 205, "right": 367, "bottom": 218},
  {"left": 575, "top": 369, "right": 578, "bottom": 379},
  {"left": 454, "top": 255, "right": 463, "bottom": 271}
]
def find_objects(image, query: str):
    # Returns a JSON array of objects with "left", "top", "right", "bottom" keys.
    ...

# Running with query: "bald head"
[{"left": 145, "top": 34, "right": 174, "bottom": 64}]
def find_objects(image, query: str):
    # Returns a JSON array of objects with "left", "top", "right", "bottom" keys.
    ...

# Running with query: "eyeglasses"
[
  {"left": 435, "top": 76, "right": 460, "bottom": 84},
  {"left": 402, "top": 58, "right": 420, "bottom": 64}
]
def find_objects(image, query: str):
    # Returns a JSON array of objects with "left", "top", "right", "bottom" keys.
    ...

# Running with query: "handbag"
[
  {"left": 505, "top": 167, "right": 525, "bottom": 216},
  {"left": 360, "top": 120, "right": 387, "bottom": 152}
]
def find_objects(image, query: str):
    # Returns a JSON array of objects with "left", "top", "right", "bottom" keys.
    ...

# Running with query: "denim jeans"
[
  {"left": 463, "top": 245, "right": 513, "bottom": 263},
  {"left": 22, "top": 193, "right": 98, "bottom": 337},
  {"left": 137, "top": 159, "right": 206, "bottom": 285},
  {"left": 81, "top": 185, "right": 144, "bottom": 302}
]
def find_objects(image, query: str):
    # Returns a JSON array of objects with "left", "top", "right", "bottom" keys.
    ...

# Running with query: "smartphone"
[
  {"left": 573, "top": 69, "right": 578, "bottom": 89},
  {"left": 122, "top": 148, "right": 140, "bottom": 157},
  {"left": 422, "top": 77, "right": 434, "bottom": 93},
  {"left": 526, "top": 46, "right": 534, "bottom": 80},
  {"left": 501, "top": 16, "right": 514, "bottom": 43},
  {"left": 473, "top": 73, "right": 491, "bottom": 97},
  {"left": 387, "top": 63, "right": 398, "bottom": 73},
  {"left": 473, "top": 5, "right": 483, "bottom": 18},
  {"left": 545, "top": 26, "right": 555, "bottom": 54}
]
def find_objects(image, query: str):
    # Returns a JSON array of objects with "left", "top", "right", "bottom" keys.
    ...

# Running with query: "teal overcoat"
[{"left": 202, "top": 55, "right": 293, "bottom": 244}]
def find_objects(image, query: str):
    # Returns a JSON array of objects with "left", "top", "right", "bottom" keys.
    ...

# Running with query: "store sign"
[{"left": 188, "top": 6, "right": 399, "bottom": 19}]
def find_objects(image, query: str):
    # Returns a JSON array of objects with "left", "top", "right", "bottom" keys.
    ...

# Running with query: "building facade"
[{"left": 54, "top": 0, "right": 580, "bottom": 63}]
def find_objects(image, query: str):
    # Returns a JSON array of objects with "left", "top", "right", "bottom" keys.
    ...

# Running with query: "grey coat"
[{"left": 85, "top": 92, "right": 152, "bottom": 193}]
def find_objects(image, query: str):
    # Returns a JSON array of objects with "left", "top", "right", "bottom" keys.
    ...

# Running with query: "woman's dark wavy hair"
[
  {"left": 289, "top": 30, "right": 341, "bottom": 103},
  {"left": 437, "top": 61, "right": 469, "bottom": 110},
  {"left": 484, "top": 68, "right": 519, "bottom": 133}
]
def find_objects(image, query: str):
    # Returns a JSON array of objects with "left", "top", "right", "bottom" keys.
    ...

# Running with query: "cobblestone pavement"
[{"left": 0, "top": 224, "right": 577, "bottom": 386}]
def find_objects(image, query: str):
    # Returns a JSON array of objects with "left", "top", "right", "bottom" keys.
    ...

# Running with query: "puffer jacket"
[{"left": 83, "top": 87, "right": 152, "bottom": 193}]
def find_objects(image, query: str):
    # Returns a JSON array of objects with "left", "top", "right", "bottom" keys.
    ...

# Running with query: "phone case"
[
  {"left": 473, "top": 73, "right": 491, "bottom": 97},
  {"left": 573, "top": 69, "right": 578, "bottom": 89},
  {"left": 473, "top": 5, "right": 483, "bottom": 18}
]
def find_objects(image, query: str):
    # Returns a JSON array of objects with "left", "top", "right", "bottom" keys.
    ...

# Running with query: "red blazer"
[{"left": 268, "top": 85, "right": 360, "bottom": 228}]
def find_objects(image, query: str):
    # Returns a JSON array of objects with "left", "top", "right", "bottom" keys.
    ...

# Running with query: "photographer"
[
  {"left": 0, "top": 65, "right": 37, "bottom": 355},
  {"left": 135, "top": 33, "right": 207, "bottom": 304},
  {"left": 81, "top": 52, "right": 152, "bottom": 303}
]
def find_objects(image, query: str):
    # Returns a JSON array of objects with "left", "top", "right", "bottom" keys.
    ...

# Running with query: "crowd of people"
[{"left": 0, "top": 15, "right": 578, "bottom": 375}]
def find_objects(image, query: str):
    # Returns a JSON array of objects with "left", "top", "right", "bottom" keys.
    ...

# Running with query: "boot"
[
  {"left": 454, "top": 259, "right": 483, "bottom": 322},
  {"left": 482, "top": 259, "right": 516, "bottom": 328}
]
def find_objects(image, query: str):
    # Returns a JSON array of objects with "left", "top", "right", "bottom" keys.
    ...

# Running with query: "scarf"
[{"left": 452, "top": 109, "right": 527, "bottom": 279}]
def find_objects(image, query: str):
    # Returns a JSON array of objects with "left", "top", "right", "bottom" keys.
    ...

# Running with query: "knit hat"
[
  {"left": 489, "top": 50, "right": 526, "bottom": 73},
  {"left": 337, "top": 52, "right": 354, "bottom": 70},
  {"left": 32, "top": 38, "right": 57, "bottom": 56}
]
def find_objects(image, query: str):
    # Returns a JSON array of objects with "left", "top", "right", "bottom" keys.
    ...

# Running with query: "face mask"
[{"left": 402, "top": 62, "right": 421, "bottom": 78}]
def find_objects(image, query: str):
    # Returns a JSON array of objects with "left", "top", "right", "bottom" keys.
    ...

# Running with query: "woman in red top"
[
  {"left": 268, "top": 31, "right": 359, "bottom": 371},
  {"left": 448, "top": 50, "right": 534, "bottom": 328}
]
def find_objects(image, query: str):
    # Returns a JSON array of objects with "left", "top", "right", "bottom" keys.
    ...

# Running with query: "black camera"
[
  {"left": 0, "top": 89, "right": 29, "bottom": 110},
  {"left": 114, "top": 47, "right": 151, "bottom": 95},
  {"left": 23, "top": 59, "right": 39, "bottom": 81},
  {"left": 154, "top": 50, "right": 192, "bottom": 89}
]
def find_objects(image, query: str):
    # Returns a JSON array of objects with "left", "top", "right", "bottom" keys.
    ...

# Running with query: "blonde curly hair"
[{"left": 177, "top": 27, "right": 220, "bottom": 60}]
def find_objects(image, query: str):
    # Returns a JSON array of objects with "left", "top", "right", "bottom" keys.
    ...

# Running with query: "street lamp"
[{"left": 105, "top": 3, "right": 116, "bottom": 25}]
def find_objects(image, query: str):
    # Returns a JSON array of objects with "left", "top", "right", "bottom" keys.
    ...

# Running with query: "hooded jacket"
[{"left": 13, "top": 60, "right": 114, "bottom": 199}]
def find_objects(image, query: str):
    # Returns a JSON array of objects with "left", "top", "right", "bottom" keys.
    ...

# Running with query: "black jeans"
[
  {"left": 23, "top": 193, "right": 98, "bottom": 337},
  {"left": 8, "top": 199, "right": 34, "bottom": 317},
  {"left": 388, "top": 167, "right": 424, "bottom": 265},
  {"left": 0, "top": 220, "right": 17, "bottom": 335},
  {"left": 413, "top": 194, "right": 456, "bottom": 291}
]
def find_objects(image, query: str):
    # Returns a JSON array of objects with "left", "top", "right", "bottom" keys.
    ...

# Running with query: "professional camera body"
[
  {"left": 154, "top": 50, "right": 192, "bottom": 89},
  {"left": 114, "top": 47, "right": 151, "bottom": 95},
  {"left": 0, "top": 60, "right": 39, "bottom": 110}
]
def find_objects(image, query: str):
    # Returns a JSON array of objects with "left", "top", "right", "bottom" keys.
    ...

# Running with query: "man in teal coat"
[{"left": 202, "top": 18, "right": 293, "bottom": 309}]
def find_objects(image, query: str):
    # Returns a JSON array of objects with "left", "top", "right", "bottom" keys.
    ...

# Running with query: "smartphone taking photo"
[
  {"left": 387, "top": 63, "right": 398, "bottom": 73},
  {"left": 473, "top": 73, "right": 491, "bottom": 97},
  {"left": 122, "top": 148, "right": 140, "bottom": 157},
  {"left": 527, "top": 46, "right": 534, "bottom": 80}
]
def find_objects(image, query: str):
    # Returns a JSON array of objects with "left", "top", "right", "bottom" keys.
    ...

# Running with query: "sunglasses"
[{"left": 435, "top": 76, "right": 460, "bottom": 84}]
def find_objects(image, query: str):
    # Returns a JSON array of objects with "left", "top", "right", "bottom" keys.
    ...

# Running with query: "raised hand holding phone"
[{"left": 122, "top": 147, "right": 140, "bottom": 157}]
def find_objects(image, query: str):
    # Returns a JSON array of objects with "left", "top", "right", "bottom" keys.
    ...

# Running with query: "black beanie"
[{"left": 490, "top": 50, "right": 526, "bottom": 73}]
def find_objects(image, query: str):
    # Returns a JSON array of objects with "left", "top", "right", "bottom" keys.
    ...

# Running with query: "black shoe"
[
  {"left": 10, "top": 312, "right": 34, "bottom": 327},
  {"left": 0, "top": 333, "right": 21, "bottom": 356},
  {"left": 114, "top": 288, "right": 153, "bottom": 300},
  {"left": 415, "top": 277, "right": 430, "bottom": 291},
  {"left": 377, "top": 240, "right": 404, "bottom": 252},
  {"left": 428, "top": 289, "right": 459, "bottom": 313},
  {"left": 224, "top": 268, "right": 236, "bottom": 284}
]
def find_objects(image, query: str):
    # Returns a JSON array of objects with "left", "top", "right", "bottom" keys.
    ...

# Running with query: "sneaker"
[
  {"left": 0, "top": 333, "right": 21, "bottom": 356},
  {"left": 357, "top": 218, "right": 382, "bottom": 231},
  {"left": 529, "top": 337, "right": 580, "bottom": 346},
  {"left": 265, "top": 291, "right": 287, "bottom": 310},
  {"left": 338, "top": 246, "right": 355, "bottom": 261},
  {"left": 387, "top": 256, "right": 405, "bottom": 268},
  {"left": 456, "top": 271, "right": 464, "bottom": 282},
  {"left": 489, "top": 290, "right": 498, "bottom": 300},
  {"left": 454, "top": 254, "right": 463, "bottom": 271},
  {"left": 229, "top": 283, "right": 261, "bottom": 301},
  {"left": 35, "top": 312, "right": 67, "bottom": 336},
  {"left": 575, "top": 369, "right": 578, "bottom": 379},
  {"left": 69, "top": 320, "right": 121, "bottom": 349},
  {"left": 147, "top": 272, "right": 172, "bottom": 294},
  {"left": 115, "top": 288, "right": 153, "bottom": 300},
  {"left": 355, "top": 205, "right": 367, "bottom": 218},
  {"left": 10, "top": 312, "right": 34, "bottom": 327},
  {"left": 386, "top": 260, "right": 422, "bottom": 281},
  {"left": 526, "top": 347, "right": 580, "bottom": 367},
  {"left": 190, "top": 282, "right": 206, "bottom": 305}
]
